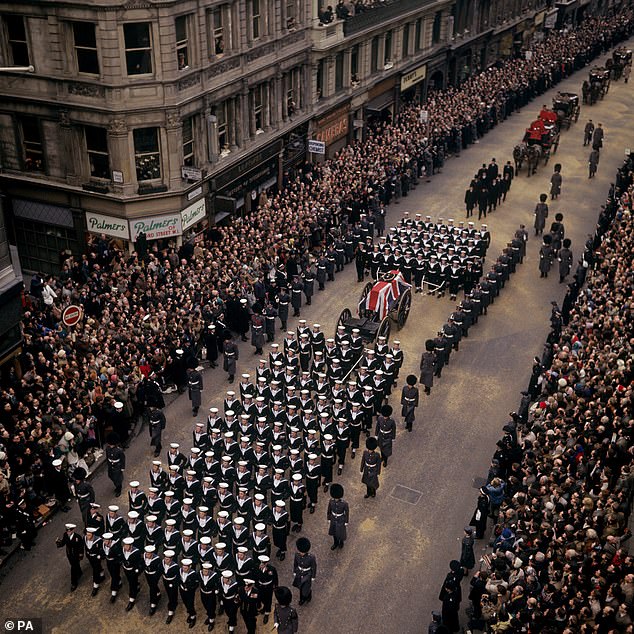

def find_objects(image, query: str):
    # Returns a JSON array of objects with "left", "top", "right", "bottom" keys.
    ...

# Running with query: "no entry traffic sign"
[{"left": 62, "top": 304, "right": 82, "bottom": 327}]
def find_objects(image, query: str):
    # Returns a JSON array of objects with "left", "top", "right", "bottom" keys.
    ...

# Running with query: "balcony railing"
[{"left": 343, "top": 0, "right": 435, "bottom": 37}]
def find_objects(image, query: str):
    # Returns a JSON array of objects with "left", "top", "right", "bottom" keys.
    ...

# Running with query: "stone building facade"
[{"left": 0, "top": 0, "right": 552, "bottom": 273}]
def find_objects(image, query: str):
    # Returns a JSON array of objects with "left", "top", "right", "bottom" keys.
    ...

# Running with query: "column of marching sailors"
[{"left": 57, "top": 321, "right": 407, "bottom": 631}]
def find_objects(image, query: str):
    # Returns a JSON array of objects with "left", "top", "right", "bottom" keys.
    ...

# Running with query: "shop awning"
[{"left": 365, "top": 92, "right": 394, "bottom": 114}]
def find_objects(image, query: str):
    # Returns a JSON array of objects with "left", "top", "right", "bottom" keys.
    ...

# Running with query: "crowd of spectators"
[
  {"left": 433, "top": 156, "right": 634, "bottom": 633},
  {"left": 0, "top": 12, "right": 632, "bottom": 552}
]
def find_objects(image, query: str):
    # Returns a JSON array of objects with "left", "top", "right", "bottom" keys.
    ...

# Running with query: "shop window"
[
  {"left": 182, "top": 117, "right": 194, "bottom": 166},
  {"left": 4, "top": 15, "right": 30, "bottom": 66},
  {"left": 209, "top": 5, "right": 229, "bottom": 57},
  {"left": 402, "top": 24, "right": 410, "bottom": 59},
  {"left": 124, "top": 22, "right": 153, "bottom": 75},
  {"left": 415, "top": 18, "right": 422, "bottom": 52},
  {"left": 370, "top": 36, "right": 379, "bottom": 73},
  {"left": 19, "top": 116, "right": 45, "bottom": 172},
  {"left": 73, "top": 22, "right": 99, "bottom": 74},
  {"left": 85, "top": 126, "right": 109, "bottom": 179},
  {"left": 335, "top": 51, "right": 344, "bottom": 92},
  {"left": 432, "top": 11, "right": 442, "bottom": 44},
  {"left": 133, "top": 127, "right": 161, "bottom": 181},
  {"left": 175, "top": 15, "right": 189, "bottom": 70}
]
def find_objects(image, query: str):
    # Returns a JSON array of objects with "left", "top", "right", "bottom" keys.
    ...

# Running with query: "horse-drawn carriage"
[
  {"left": 612, "top": 47, "right": 632, "bottom": 80},
  {"left": 552, "top": 92, "right": 580, "bottom": 130},
  {"left": 584, "top": 67, "right": 610, "bottom": 105},
  {"left": 515, "top": 123, "right": 559, "bottom": 176},
  {"left": 337, "top": 270, "right": 412, "bottom": 343}
]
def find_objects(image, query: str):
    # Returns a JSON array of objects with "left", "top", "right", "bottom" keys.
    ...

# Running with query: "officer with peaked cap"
[{"left": 56, "top": 522, "right": 84, "bottom": 591}]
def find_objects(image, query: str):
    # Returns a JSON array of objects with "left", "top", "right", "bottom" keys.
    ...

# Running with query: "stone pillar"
[
  {"left": 107, "top": 117, "right": 132, "bottom": 193},
  {"left": 273, "top": 72, "right": 283, "bottom": 129},
  {"left": 343, "top": 49, "right": 351, "bottom": 88},
  {"left": 165, "top": 110, "right": 183, "bottom": 192},
  {"left": 240, "top": 80, "right": 251, "bottom": 141},
  {"left": 58, "top": 110, "right": 78, "bottom": 184},
  {"left": 378, "top": 34, "right": 386, "bottom": 68},
  {"left": 325, "top": 55, "right": 335, "bottom": 97},
  {"left": 471, "top": 0, "right": 480, "bottom": 34},
  {"left": 205, "top": 100, "right": 218, "bottom": 163},
  {"left": 229, "top": 97, "right": 239, "bottom": 149}
]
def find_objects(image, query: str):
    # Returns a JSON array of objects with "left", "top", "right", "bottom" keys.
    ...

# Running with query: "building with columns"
[{"left": 0, "top": 0, "right": 553, "bottom": 273}]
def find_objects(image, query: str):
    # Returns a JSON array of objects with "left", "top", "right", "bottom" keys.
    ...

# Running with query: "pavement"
[{"left": 2, "top": 43, "right": 633, "bottom": 634}]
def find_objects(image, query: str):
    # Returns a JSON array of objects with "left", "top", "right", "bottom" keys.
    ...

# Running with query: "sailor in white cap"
[
  {"left": 85, "top": 526, "right": 105, "bottom": 596},
  {"left": 219, "top": 569, "right": 240, "bottom": 630},
  {"left": 101, "top": 532, "right": 122, "bottom": 603},
  {"left": 149, "top": 460, "right": 168, "bottom": 494},
  {"left": 199, "top": 560, "right": 220, "bottom": 630},
  {"left": 121, "top": 536, "right": 143, "bottom": 610},
  {"left": 162, "top": 549, "right": 179, "bottom": 623},
  {"left": 167, "top": 442, "right": 186, "bottom": 472},
  {"left": 143, "top": 544, "right": 162, "bottom": 614},
  {"left": 289, "top": 473, "right": 306, "bottom": 532},
  {"left": 148, "top": 406, "right": 167, "bottom": 458},
  {"left": 128, "top": 480, "right": 147, "bottom": 516},
  {"left": 179, "top": 558, "right": 199, "bottom": 627},
  {"left": 272, "top": 500, "right": 290, "bottom": 561},
  {"left": 320, "top": 434, "right": 336, "bottom": 492},
  {"left": 305, "top": 452, "right": 321, "bottom": 513},
  {"left": 126, "top": 510, "right": 145, "bottom": 548},
  {"left": 255, "top": 554, "right": 278, "bottom": 624},
  {"left": 56, "top": 522, "right": 83, "bottom": 591},
  {"left": 106, "top": 505, "right": 124, "bottom": 538},
  {"left": 235, "top": 545, "right": 254, "bottom": 583}
]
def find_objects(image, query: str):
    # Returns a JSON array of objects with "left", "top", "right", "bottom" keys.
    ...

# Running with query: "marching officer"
[
  {"left": 74, "top": 467, "right": 95, "bottom": 526},
  {"left": 187, "top": 367, "right": 204, "bottom": 417},
  {"left": 292, "top": 537, "right": 317, "bottom": 605},
  {"left": 148, "top": 407, "right": 166, "bottom": 458},
  {"left": 56, "top": 522, "right": 84, "bottom": 592},
  {"left": 290, "top": 276, "right": 303, "bottom": 317},
  {"left": 256, "top": 555, "right": 279, "bottom": 624},
  {"left": 274, "top": 586, "right": 299, "bottom": 634},
  {"left": 327, "top": 483, "right": 349, "bottom": 550},
  {"left": 401, "top": 375, "right": 419, "bottom": 431},
  {"left": 289, "top": 473, "right": 306, "bottom": 533},
  {"left": 375, "top": 405, "right": 397, "bottom": 467},
  {"left": 106, "top": 433, "right": 126, "bottom": 497},
  {"left": 240, "top": 578, "right": 260, "bottom": 634},
  {"left": 360, "top": 436, "right": 381, "bottom": 498},
  {"left": 223, "top": 336, "right": 239, "bottom": 384}
]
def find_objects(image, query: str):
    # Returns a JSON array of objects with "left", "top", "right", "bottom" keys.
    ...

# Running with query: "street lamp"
[{"left": 0, "top": 65, "right": 34, "bottom": 73}]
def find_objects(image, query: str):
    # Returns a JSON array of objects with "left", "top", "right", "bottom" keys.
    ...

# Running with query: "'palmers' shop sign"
[
  {"left": 129, "top": 213, "right": 183, "bottom": 241},
  {"left": 85, "top": 211, "right": 130, "bottom": 240}
]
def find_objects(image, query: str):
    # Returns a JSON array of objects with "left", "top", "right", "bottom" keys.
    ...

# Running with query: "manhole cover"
[{"left": 390, "top": 484, "right": 422, "bottom": 505}]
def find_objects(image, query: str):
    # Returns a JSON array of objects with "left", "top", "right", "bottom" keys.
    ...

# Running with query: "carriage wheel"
[
  {"left": 543, "top": 149, "right": 550, "bottom": 166},
  {"left": 552, "top": 137, "right": 559, "bottom": 155},
  {"left": 377, "top": 317, "right": 391, "bottom": 341},
  {"left": 337, "top": 308, "right": 352, "bottom": 328},
  {"left": 358, "top": 282, "right": 374, "bottom": 318},
  {"left": 397, "top": 288, "right": 412, "bottom": 329}
]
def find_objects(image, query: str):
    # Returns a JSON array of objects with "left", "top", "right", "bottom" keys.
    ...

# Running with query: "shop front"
[
  {"left": 399, "top": 63, "right": 427, "bottom": 104},
  {"left": 313, "top": 103, "right": 350, "bottom": 159},
  {"left": 211, "top": 139, "right": 283, "bottom": 222},
  {"left": 128, "top": 212, "right": 183, "bottom": 252},
  {"left": 8, "top": 197, "right": 85, "bottom": 275},
  {"left": 85, "top": 211, "right": 130, "bottom": 248},
  {"left": 364, "top": 78, "right": 396, "bottom": 128},
  {"left": 180, "top": 196, "right": 208, "bottom": 241}
]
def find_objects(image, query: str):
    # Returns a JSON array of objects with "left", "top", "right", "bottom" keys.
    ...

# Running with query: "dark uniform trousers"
[
  {"left": 220, "top": 582, "right": 240, "bottom": 629},
  {"left": 200, "top": 582, "right": 218, "bottom": 621},
  {"left": 162, "top": 565, "right": 179, "bottom": 613},
  {"left": 122, "top": 553, "right": 142, "bottom": 601}
]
